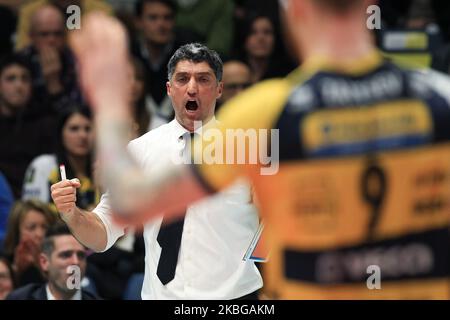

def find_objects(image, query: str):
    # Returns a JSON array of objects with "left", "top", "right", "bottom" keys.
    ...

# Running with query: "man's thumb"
[{"left": 70, "top": 178, "right": 81, "bottom": 188}]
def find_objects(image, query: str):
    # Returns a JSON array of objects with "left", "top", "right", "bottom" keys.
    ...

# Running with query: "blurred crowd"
[{"left": 0, "top": 0, "right": 449, "bottom": 300}]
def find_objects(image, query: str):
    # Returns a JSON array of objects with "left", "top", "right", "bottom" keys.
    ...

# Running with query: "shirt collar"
[
  {"left": 169, "top": 117, "right": 217, "bottom": 139},
  {"left": 46, "top": 284, "right": 82, "bottom": 300},
  {"left": 139, "top": 37, "right": 175, "bottom": 71}
]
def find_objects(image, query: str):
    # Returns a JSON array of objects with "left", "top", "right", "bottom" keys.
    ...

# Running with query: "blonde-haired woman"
[{"left": 3, "top": 200, "right": 57, "bottom": 286}]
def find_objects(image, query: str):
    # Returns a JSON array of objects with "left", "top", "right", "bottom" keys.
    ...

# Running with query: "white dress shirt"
[
  {"left": 46, "top": 285, "right": 82, "bottom": 300},
  {"left": 93, "top": 119, "right": 263, "bottom": 300}
]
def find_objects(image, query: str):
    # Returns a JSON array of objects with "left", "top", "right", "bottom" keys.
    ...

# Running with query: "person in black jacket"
[
  {"left": 6, "top": 222, "right": 99, "bottom": 300},
  {"left": 5, "top": 282, "right": 98, "bottom": 300}
]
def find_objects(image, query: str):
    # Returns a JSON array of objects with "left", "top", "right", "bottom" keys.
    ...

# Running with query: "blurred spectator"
[
  {"left": 106, "top": 0, "right": 139, "bottom": 12},
  {"left": 431, "top": 1, "right": 450, "bottom": 43},
  {"left": 0, "top": 4, "right": 16, "bottom": 56},
  {"left": 405, "top": 0, "right": 436, "bottom": 29},
  {"left": 233, "top": 13, "right": 295, "bottom": 83},
  {"left": 0, "top": 54, "right": 57, "bottom": 198},
  {"left": 0, "top": 255, "right": 16, "bottom": 300},
  {"left": 378, "top": 0, "right": 450, "bottom": 42},
  {"left": 217, "top": 60, "right": 251, "bottom": 110},
  {"left": 16, "top": 0, "right": 113, "bottom": 51},
  {"left": 232, "top": 0, "right": 281, "bottom": 37},
  {"left": 6, "top": 222, "right": 99, "bottom": 300},
  {"left": 378, "top": 0, "right": 410, "bottom": 28},
  {"left": 0, "top": 0, "right": 32, "bottom": 12},
  {"left": 0, "top": 171, "right": 14, "bottom": 247},
  {"left": 131, "top": 0, "right": 193, "bottom": 129},
  {"left": 22, "top": 105, "right": 98, "bottom": 212},
  {"left": 405, "top": 0, "right": 445, "bottom": 54},
  {"left": 85, "top": 233, "right": 144, "bottom": 300},
  {"left": 18, "top": 5, "right": 81, "bottom": 114},
  {"left": 128, "top": 58, "right": 151, "bottom": 137},
  {"left": 377, "top": 0, "right": 445, "bottom": 69},
  {"left": 231, "top": 0, "right": 285, "bottom": 60},
  {"left": 175, "top": 0, "right": 234, "bottom": 58},
  {"left": 0, "top": 55, "right": 31, "bottom": 117},
  {"left": 3, "top": 200, "right": 57, "bottom": 286},
  {"left": 19, "top": 106, "right": 113, "bottom": 297},
  {"left": 233, "top": 0, "right": 280, "bottom": 21}
]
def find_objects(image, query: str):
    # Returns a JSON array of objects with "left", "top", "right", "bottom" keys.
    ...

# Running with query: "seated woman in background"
[
  {"left": 22, "top": 105, "right": 99, "bottom": 211},
  {"left": 129, "top": 57, "right": 151, "bottom": 138},
  {"left": 232, "top": 13, "right": 296, "bottom": 83},
  {"left": 2, "top": 200, "right": 57, "bottom": 286},
  {"left": 0, "top": 255, "right": 16, "bottom": 300}
]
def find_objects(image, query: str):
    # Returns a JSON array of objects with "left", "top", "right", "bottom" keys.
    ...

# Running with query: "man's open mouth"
[{"left": 185, "top": 100, "right": 199, "bottom": 111}]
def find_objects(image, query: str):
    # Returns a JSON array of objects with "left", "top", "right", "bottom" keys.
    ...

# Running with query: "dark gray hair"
[
  {"left": 167, "top": 43, "right": 223, "bottom": 81},
  {"left": 41, "top": 222, "right": 73, "bottom": 256}
]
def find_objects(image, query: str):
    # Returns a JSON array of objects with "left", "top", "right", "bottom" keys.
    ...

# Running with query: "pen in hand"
[{"left": 59, "top": 164, "right": 67, "bottom": 181}]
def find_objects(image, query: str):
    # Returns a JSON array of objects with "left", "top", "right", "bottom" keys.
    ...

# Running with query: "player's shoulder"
[
  {"left": 216, "top": 69, "right": 305, "bottom": 129},
  {"left": 221, "top": 71, "right": 302, "bottom": 113},
  {"left": 406, "top": 67, "right": 450, "bottom": 102},
  {"left": 236, "top": 75, "right": 298, "bottom": 103}
]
